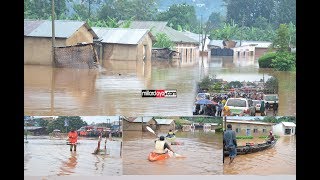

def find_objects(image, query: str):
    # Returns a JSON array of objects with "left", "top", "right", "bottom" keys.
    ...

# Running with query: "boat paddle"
[{"left": 146, "top": 126, "right": 185, "bottom": 158}]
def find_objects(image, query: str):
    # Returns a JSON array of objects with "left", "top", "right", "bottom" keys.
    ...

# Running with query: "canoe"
[
  {"left": 166, "top": 136, "right": 176, "bottom": 142},
  {"left": 148, "top": 152, "right": 171, "bottom": 162},
  {"left": 224, "top": 139, "right": 277, "bottom": 156}
]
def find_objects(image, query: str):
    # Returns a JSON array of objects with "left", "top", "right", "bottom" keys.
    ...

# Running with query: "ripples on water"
[
  {"left": 223, "top": 135, "right": 296, "bottom": 175},
  {"left": 123, "top": 131, "right": 223, "bottom": 175},
  {"left": 24, "top": 136, "right": 122, "bottom": 176},
  {"left": 24, "top": 56, "right": 296, "bottom": 116}
]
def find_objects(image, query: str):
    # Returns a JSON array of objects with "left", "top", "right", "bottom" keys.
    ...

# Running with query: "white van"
[
  {"left": 263, "top": 94, "right": 279, "bottom": 108},
  {"left": 225, "top": 98, "right": 256, "bottom": 116}
]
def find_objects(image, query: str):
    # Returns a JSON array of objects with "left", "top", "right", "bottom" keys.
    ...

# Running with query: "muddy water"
[
  {"left": 122, "top": 130, "right": 223, "bottom": 175},
  {"left": 223, "top": 135, "right": 296, "bottom": 175},
  {"left": 24, "top": 136, "right": 122, "bottom": 176},
  {"left": 24, "top": 56, "right": 295, "bottom": 116}
]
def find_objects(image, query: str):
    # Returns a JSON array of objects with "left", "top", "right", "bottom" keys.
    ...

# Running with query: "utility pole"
[{"left": 51, "top": 0, "right": 56, "bottom": 67}]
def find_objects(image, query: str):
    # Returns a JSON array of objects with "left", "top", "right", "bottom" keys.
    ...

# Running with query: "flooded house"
[
  {"left": 92, "top": 27, "right": 155, "bottom": 63},
  {"left": 121, "top": 21, "right": 199, "bottom": 61},
  {"left": 272, "top": 122, "right": 296, "bottom": 136},
  {"left": 154, "top": 119, "right": 175, "bottom": 131},
  {"left": 122, "top": 116, "right": 155, "bottom": 131},
  {"left": 225, "top": 119, "right": 274, "bottom": 136},
  {"left": 24, "top": 19, "right": 98, "bottom": 65}
]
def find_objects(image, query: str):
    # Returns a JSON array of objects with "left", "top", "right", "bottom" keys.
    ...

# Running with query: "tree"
[
  {"left": 207, "top": 12, "right": 225, "bottom": 30},
  {"left": 210, "top": 21, "right": 238, "bottom": 41},
  {"left": 228, "top": 81, "right": 242, "bottom": 88},
  {"left": 47, "top": 116, "right": 87, "bottom": 133},
  {"left": 24, "top": 0, "right": 70, "bottom": 20},
  {"left": 157, "top": 3, "right": 198, "bottom": 32},
  {"left": 153, "top": 33, "right": 174, "bottom": 49},
  {"left": 34, "top": 118, "right": 49, "bottom": 127},
  {"left": 264, "top": 77, "right": 278, "bottom": 94},
  {"left": 272, "top": 24, "right": 290, "bottom": 52},
  {"left": 271, "top": 52, "right": 296, "bottom": 71}
]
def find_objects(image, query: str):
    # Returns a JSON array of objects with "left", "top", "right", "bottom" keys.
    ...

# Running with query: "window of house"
[
  {"left": 262, "top": 129, "right": 266, "bottom": 133},
  {"left": 253, "top": 129, "right": 258, "bottom": 133},
  {"left": 236, "top": 128, "right": 240, "bottom": 133}
]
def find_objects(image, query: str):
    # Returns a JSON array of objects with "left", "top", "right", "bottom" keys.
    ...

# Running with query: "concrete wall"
[
  {"left": 272, "top": 123, "right": 296, "bottom": 136},
  {"left": 157, "top": 123, "right": 175, "bottom": 131},
  {"left": 123, "top": 121, "right": 142, "bottom": 131},
  {"left": 228, "top": 122, "right": 273, "bottom": 136},
  {"left": 24, "top": 37, "right": 66, "bottom": 65},
  {"left": 101, "top": 33, "right": 153, "bottom": 61},
  {"left": 66, "top": 25, "right": 94, "bottom": 46},
  {"left": 137, "top": 33, "right": 153, "bottom": 61},
  {"left": 102, "top": 44, "right": 137, "bottom": 61},
  {"left": 255, "top": 48, "right": 269, "bottom": 59}
]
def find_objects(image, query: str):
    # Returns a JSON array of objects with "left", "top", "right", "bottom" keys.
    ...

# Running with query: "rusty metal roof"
[
  {"left": 24, "top": 19, "right": 98, "bottom": 39},
  {"left": 92, "top": 27, "right": 154, "bottom": 45}
]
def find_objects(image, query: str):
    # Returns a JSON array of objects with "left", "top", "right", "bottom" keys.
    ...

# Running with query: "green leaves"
[{"left": 153, "top": 33, "right": 174, "bottom": 49}]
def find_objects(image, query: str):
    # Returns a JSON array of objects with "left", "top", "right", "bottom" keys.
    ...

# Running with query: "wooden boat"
[
  {"left": 148, "top": 152, "right": 172, "bottom": 162},
  {"left": 224, "top": 139, "right": 277, "bottom": 156}
]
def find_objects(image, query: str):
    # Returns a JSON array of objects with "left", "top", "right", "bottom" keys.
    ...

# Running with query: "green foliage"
[
  {"left": 157, "top": 3, "right": 198, "bottom": 32},
  {"left": 207, "top": 12, "right": 225, "bottom": 30},
  {"left": 271, "top": 52, "right": 296, "bottom": 71},
  {"left": 34, "top": 118, "right": 49, "bottom": 127},
  {"left": 210, "top": 20, "right": 238, "bottom": 40},
  {"left": 258, "top": 52, "right": 277, "bottom": 68},
  {"left": 153, "top": 33, "right": 174, "bottom": 49},
  {"left": 181, "top": 116, "right": 222, "bottom": 124},
  {"left": 47, "top": 116, "right": 87, "bottom": 133},
  {"left": 272, "top": 24, "right": 290, "bottom": 52},
  {"left": 224, "top": 0, "right": 296, "bottom": 28},
  {"left": 24, "top": 0, "right": 71, "bottom": 20},
  {"left": 97, "top": 0, "right": 157, "bottom": 21},
  {"left": 264, "top": 77, "right": 279, "bottom": 94},
  {"left": 228, "top": 81, "right": 242, "bottom": 88},
  {"left": 198, "top": 76, "right": 212, "bottom": 90},
  {"left": 236, "top": 136, "right": 254, "bottom": 139},
  {"left": 259, "top": 135, "right": 280, "bottom": 139},
  {"left": 262, "top": 116, "right": 296, "bottom": 123}
]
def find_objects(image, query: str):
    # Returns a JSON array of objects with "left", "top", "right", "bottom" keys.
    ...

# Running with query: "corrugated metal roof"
[
  {"left": 163, "top": 26, "right": 199, "bottom": 44},
  {"left": 154, "top": 119, "right": 174, "bottom": 125},
  {"left": 24, "top": 19, "right": 98, "bottom": 38},
  {"left": 208, "top": 39, "right": 224, "bottom": 48},
  {"left": 236, "top": 41, "right": 272, "bottom": 48},
  {"left": 183, "top": 31, "right": 208, "bottom": 42},
  {"left": 119, "top": 20, "right": 168, "bottom": 33},
  {"left": 92, "top": 27, "right": 151, "bottom": 45},
  {"left": 209, "top": 39, "right": 272, "bottom": 48},
  {"left": 24, "top": 126, "right": 44, "bottom": 130},
  {"left": 122, "top": 21, "right": 198, "bottom": 44},
  {"left": 226, "top": 120, "right": 274, "bottom": 125},
  {"left": 132, "top": 116, "right": 153, "bottom": 123},
  {"left": 281, "top": 122, "right": 296, "bottom": 127},
  {"left": 24, "top": 20, "right": 44, "bottom": 36}
]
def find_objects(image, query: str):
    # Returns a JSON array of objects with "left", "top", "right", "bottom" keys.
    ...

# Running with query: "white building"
[{"left": 272, "top": 122, "right": 296, "bottom": 136}]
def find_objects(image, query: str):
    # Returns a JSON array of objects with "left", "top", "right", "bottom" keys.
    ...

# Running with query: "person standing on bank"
[
  {"left": 68, "top": 128, "right": 78, "bottom": 151},
  {"left": 223, "top": 124, "right": 237, "bottom": 164}
]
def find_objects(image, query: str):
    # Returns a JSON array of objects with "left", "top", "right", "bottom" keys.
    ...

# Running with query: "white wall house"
[{"left": 272, "top": 122, "right": 296, "bottom": 136}]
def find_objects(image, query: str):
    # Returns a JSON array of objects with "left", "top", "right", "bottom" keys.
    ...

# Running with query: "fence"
[{"left": 54, "top": 43, "right": 99, "bottom": 69}]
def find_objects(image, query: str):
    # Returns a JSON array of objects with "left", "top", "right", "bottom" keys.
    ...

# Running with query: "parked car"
[
  {"left": 224, "top": 98, "right": 256, "bottom": 116},
  {"left": 195, "top": 93, "right": 210, "bottom": 101},
  {"left": 263, "top": 94, "right": 279, "bottom": 108},
  {"left": 252, "top": 100, "right": 262, "bottom": 112}
]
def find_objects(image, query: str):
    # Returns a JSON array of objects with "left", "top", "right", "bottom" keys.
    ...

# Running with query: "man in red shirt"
[{"left": 68, "top": 129, "right": 78, "bottom": 151}]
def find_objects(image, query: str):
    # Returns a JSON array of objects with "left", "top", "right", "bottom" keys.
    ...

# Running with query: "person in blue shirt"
[{"left": 223, "top": 124, "right": 237, "bottom": 164}]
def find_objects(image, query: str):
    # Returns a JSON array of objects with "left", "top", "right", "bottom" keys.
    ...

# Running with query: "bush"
[
  {"left": 271, "top": 52, "right": 296, "bottom": 71},
  {"left": 236, "top": 136, "right": 254, "bottom": 139},
  {"left": 258, "top": 52, "right": 277, "bottom": 68}
]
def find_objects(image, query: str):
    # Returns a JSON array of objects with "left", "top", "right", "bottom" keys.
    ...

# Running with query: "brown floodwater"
[
  {"left": 24, "top": 136, "right": 122, "bottom": 176},
  {"left": 122, "top": 130, "right": 223, "bottom": 175},
  {"left": 24, "top": 56, "right": 296, "bottom": 116},
  {"left": 223, "top": 135, "right": 296, "bottom": 175}
]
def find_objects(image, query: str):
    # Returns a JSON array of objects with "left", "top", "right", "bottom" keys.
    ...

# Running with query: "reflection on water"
[
  {"left": 24, "top": 55, "right": 295, "bottom": 116},
  {"left": 24, "top": 136, "right": 122, "bottom": 176},
  {"left": 223, "top": 136, "right": 296, "bottom": 175},
  {"left": 123, "top": 130, "right": 223, "bottom": 175}
]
